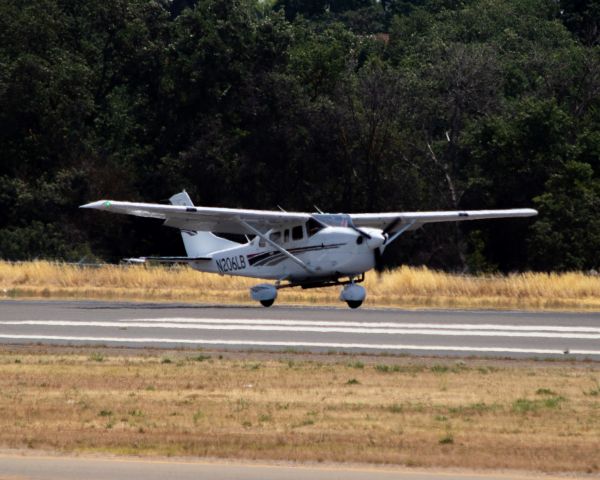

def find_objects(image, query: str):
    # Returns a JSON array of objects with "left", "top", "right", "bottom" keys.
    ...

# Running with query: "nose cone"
[{"left": 366, "top": 232, "right": 386, "bottom": 250}]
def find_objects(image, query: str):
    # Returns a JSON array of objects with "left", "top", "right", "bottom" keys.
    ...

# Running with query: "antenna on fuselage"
[
  {"left": 277, "top": 205, "right": 287, "bottom": 212},
  {"left": 313, "top": 205, "right": 324, "bottom": 214}
]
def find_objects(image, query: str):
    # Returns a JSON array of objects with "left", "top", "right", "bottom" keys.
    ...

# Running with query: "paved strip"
[
  {"left": 1, "top": 301, "right": 599, "bottom": 358},
  {"left": 0, "top": 452, "right": 577, "bottom": 480},
  {"left": 7, "top": 318, "right": 600, "bottom": 332},
  {"left": 4, "top": 320, "right": 600, "bottom": 338},
  {"left": 1, "top": 333, "right": 598, "bottom": 356}
]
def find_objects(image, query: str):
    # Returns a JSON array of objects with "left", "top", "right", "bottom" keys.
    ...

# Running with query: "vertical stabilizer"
[{"left": 169, "top": 191, "right": 240, "bottom": 257}]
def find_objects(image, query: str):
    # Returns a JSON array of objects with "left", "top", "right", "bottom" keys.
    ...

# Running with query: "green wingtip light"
[{"left": 104, "top": 201, "right": 111, "bottom": 208}]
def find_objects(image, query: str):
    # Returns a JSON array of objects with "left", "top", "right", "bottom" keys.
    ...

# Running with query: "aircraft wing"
[
  {"left": 350, "top": 209, "right": 537, "bottom": 232},
  {"left": 80, "top": 200, "right": 310, "bottom": 234}
]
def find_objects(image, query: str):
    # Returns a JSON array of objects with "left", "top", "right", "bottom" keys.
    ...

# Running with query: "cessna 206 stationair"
[{"left": 81, "top": 192, "right": 537, "bottom": 308}]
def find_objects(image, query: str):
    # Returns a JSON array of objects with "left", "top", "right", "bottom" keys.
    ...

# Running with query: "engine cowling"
[
  {"left": 340, "top": 284, "right": 366, "bottom": 309},
  {"left": 250, "top": 284, "right": 278, "bottom": 307}
]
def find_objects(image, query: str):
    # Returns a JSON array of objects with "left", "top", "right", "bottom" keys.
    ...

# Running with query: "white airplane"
[{"left": 81, "top": 192, "right": 537, "bottom": 308}]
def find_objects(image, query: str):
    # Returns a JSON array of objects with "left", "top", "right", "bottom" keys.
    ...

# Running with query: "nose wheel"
[
  {"left": 260, "top": 299, "right": 274, "bottom": 307},
  {"left": 340, "top": 283, "right": 366, "bottom": 309}
]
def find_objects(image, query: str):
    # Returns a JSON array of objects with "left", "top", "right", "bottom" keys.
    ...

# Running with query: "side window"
[
  {"left": 292, "top": 225, "right": 303, "bottom": 240},
  {"left": 270, "top": 231, "right": 281, "bottom": 243},
  {"left": 284, "top": 229, "right": 290, "bottom": 243}
]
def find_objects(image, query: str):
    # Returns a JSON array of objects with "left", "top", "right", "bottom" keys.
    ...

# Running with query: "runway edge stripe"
[{"left": 0, "top": 334, "right": 598, "bottom": 355}]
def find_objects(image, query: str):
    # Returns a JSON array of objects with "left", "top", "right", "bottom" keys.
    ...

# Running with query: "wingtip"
[{"left": 79, "top": 200, "right": 109, "bottom": 209}]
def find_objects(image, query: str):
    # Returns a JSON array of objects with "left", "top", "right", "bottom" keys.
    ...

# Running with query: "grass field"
[
  {"left": 0, "top": 346, "right": 599, "bottom": 473},
  {"left": 2, "top": 261, "right": 600, "bottom": 310}
]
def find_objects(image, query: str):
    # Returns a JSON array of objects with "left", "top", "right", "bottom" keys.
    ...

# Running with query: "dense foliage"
[{"left": 0, "top": 0, "right": 598, "bottom": 271}]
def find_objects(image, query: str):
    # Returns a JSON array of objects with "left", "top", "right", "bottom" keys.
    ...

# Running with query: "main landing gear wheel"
[
  {"left": 250, "top": 284, "right": 278, "bottom": 307},
  {"left": 346, "top": 300, "right": 362, "bottom": 309}
]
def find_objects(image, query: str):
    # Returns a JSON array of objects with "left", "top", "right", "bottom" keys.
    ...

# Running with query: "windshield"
[
  {"left": 306, "top": 218, "right": 324, "bottom": 237},
  {"left": 312, "top": 213, "right": 354, "bottom": 228}
]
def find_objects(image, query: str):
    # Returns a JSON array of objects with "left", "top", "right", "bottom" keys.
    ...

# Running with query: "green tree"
[
  {"left": 560, "top": 0, "right": 600, "bottom": 45},
  {"left": 529, "top": 161, "right": 600, "bottom": 270}
]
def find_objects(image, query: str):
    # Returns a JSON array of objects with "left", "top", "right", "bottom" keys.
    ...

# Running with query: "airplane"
[{"left": 81, "top": 192, "right": 537, "bottom": 308}]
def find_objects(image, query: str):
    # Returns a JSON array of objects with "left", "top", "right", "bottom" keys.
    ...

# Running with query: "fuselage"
[{"left": 189, "top": 226, "right": 375, "bottom": 282}]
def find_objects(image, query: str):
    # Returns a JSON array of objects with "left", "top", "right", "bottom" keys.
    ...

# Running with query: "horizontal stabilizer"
[{"left": 122, "top": 256, "right": 211, "bottom": 264}]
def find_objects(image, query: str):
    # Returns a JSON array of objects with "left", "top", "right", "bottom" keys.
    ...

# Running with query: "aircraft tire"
[
  {"left": 260, "top": 299, "right": 275, "bottom": 307},
  {"left": 346, "top": 300, "right": 362, "bottom": 309}
]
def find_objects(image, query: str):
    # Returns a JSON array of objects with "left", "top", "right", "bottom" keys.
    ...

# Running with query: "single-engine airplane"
[{"left": 81, "top": 192, "right": 537, "bottom": 308}]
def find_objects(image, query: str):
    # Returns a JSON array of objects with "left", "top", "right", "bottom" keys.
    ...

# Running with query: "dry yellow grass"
[
  {"left": 0, "top": 346, "right": 599, "bottom": 472},
  {"left": 1, "top": 260, "right": 600, "bottom": 310}
]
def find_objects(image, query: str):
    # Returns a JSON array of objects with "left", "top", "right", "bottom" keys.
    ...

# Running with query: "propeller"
[
  {"left": 350, "top": 217, "right": 404, "bottom": 273},
  {"left": 373, "top": 245, "right": 386, "bottom": 273},
  {"left": 383, "top": 217, "right": 402, "bottom": 238},
  {"left": 350, "top": 224, "right": 372, "bottom": 240},
  {"left": 349, "top": 224, "right": 387, "bottom": 272},
  {"left": 372, "top": 218, "right": 403, "bottom": 273}
]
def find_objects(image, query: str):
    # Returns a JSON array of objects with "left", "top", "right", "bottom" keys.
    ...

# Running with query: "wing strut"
[
  {"left": 382, "top": 220, "right": 416, "bottom": 251},
  {"left": 237, "top": 220, "right": 316, "bottom": 274}
]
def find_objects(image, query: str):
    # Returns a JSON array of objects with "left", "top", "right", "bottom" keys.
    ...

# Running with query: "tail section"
[{"left": 169, "top": 191, "right": 240, "bottom": 257}]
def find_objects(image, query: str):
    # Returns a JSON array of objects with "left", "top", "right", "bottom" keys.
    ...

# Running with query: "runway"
[
  {"left": 1, "top": 301, "right": 599, "bottom": 358},
  {"left": 0, "top": 452, "right": 577, "bottom": 480}
]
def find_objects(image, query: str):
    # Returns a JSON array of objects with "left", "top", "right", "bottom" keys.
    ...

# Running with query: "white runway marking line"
[
  {"left": 7, "top": 317, "right": 600, "bottom": 332},
  {"left": 3, "top": 319, "right": 600, "bottom": 339},
  {"left": 0, "top": 334, "right": 599, "bottom": 355}
]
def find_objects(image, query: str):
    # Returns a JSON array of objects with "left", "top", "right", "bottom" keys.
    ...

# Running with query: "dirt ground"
[{"left": 0, "top": 345, "right": 598, "bottom": 473}]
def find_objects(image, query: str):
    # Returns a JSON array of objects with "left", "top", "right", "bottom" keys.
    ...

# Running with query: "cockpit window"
[
  {"left": 306, "top": 218, "right": 324, "bottom": 237},
  {"left": 270, "top": 231, "right": 281, "bottom": 243}
]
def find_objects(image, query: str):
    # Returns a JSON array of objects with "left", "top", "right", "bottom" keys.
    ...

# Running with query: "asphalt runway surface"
[
  {"left": 1, "top": 303, "right": 598, "bottom": 480},
  {"left": 0, "top": 452, "right": 578, "bottom": 480},
  {"left": 1, "top": 300, "right": 600, "bottom": 358}
]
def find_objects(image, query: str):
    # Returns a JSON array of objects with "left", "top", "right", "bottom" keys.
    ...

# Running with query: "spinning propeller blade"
[
  {"left": 373, "top": 246, "right": 386, "bottom": 273},
  {"left": 371, "top": 218, "right": 403, "bottom": 273},
  {"left": 383, "top": 217, "right": 401, "bottom": 236},
  {"left": 350, "top": 224, "right": 372, "bottom": 240}
]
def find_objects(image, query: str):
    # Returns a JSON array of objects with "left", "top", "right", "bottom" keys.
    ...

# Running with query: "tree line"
[{"left": 0, "top": 0, "right": 598, "bottom": 272}]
